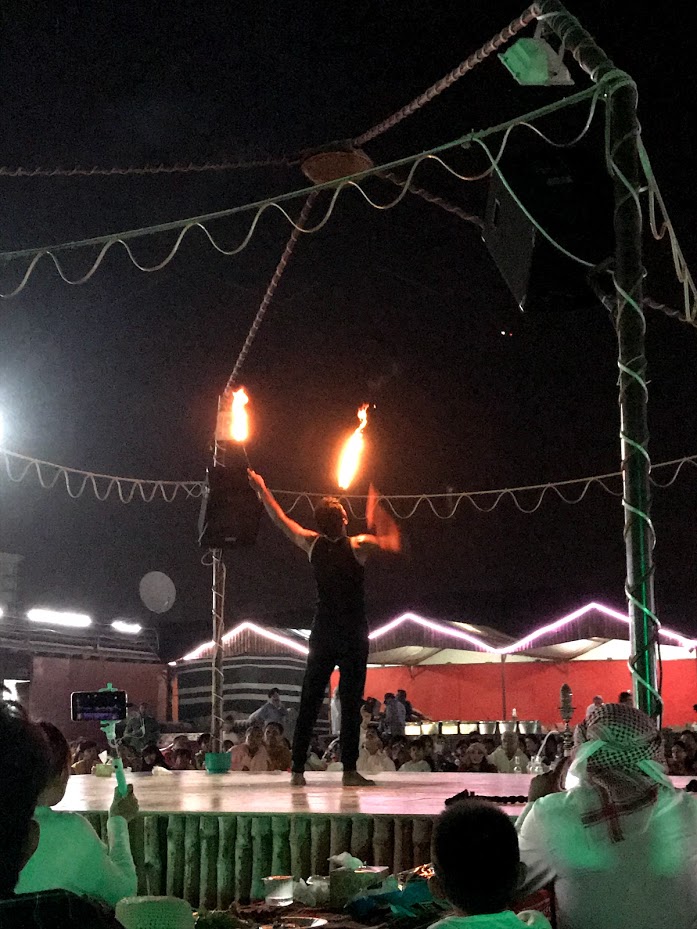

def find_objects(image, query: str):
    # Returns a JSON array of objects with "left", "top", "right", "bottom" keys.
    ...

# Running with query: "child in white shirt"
[
  {"left": 400, "top": 738, "right": 432, "bottom": 773},
  {"left": 428, "top": 799, "right": 551, "bottom": 929}
]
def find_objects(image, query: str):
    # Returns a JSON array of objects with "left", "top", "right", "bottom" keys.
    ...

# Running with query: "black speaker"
[
  {"left": 198, "top": 462, "right": 263, "bottom": 549},
  {"left": 482, "top": 150, "right": 614, "bottom": 313}
]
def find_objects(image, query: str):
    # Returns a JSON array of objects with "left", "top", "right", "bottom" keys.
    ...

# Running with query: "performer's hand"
[
  {"left": 247, "top": 468, "right": 267, "bottom": 497},
  {"left": 367, "top": 483, "right": 401, "bottom": 553}
]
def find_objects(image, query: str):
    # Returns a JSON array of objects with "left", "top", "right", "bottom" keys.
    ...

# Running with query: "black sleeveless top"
[{"left": 309, "top": 535, "right": 365, "bottom": 632}]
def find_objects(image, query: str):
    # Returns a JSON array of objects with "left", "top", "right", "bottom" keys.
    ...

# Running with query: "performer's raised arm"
[
  {"left": 247, "top": 469, "right": 318, "bottom": 553},
  {"left": 351, "top": 483, "right": 401, "bottom": 563}
]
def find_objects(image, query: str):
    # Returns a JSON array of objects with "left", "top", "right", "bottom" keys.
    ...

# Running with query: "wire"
[
  {"left": 4, "top": 445, "right": 697, "bottom": 513},
  {"left": 0, "top": 153, "right": 306, "bottom": 178},
  {"left": 0, "top": 83, "right": 604, "bottom": 299}
]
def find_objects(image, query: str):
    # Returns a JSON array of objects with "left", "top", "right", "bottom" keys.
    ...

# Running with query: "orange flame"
[
  {"left": 230, "top": 388, "right": 249, "bottom": 442},
  {"left": 337, "top": 404, "right": 369, "bottom": 489}
]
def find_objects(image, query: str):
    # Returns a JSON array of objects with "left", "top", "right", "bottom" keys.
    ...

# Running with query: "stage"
[{"left": 57, "top": 770, "right": 692, "bottom": 909}]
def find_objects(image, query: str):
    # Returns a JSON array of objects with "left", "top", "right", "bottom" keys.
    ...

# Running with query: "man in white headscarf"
[{"left": 517, "top": 702, "right": 697, "bottom": 929}]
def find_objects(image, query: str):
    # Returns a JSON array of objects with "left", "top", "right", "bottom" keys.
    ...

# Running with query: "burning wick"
[
  {"left": 337, "top": 404, "right": 369, "bottom": 490},
  {"left": 230, "top": 388, "right": 249, "bottom": 443}
]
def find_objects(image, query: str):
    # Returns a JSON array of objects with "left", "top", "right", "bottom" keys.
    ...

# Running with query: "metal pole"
[
  {"left": 537, "top": 1, "right": 659, "bottom": 717},
  {"left": 210, "top": 396, "right": 228, "bottom": 752}
]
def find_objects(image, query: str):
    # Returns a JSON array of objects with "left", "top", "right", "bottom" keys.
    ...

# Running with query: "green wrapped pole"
[{"left": 537, "top": 1, "right": 660, "bottom": 717}]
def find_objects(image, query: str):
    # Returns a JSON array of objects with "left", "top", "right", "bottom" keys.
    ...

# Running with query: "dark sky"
[{"left": 1, "top": 2, "right": 696, "bottom": 659}]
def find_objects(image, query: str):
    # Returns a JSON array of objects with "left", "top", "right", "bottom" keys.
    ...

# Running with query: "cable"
[
  {"left": 225, "top": 191, "right": 318, "bottom": 390},
  {"left": 0, "top": 153, "right": 305, "bottom": 178},
  {"left": 353, "top": 5, "right": 539, "bottom": 145}
]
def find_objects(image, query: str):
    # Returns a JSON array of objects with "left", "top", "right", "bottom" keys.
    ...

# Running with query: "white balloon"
[{"left": 139, "top": 571, "right": 176, "bottom": 613}]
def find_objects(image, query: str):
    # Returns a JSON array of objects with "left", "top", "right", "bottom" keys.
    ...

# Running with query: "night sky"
[{"left": 1, "top": 2, "right": 696, "bottom": 660}]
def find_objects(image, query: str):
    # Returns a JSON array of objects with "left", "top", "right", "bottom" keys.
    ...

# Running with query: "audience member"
[
  {"left": 170, "top": 748, "right": 194, "bottom": 770},
  {"left": 400, "top": 737, "right": 432, "bottom": 772},
  {"left": 668, "top": 740, "right": 692, "bottom": 775},
  {"left": 518, "top": 703, "right": 697, "bottom": 929},
  {"left": 681, "top": 729, "right": 697, "bottom": 772},
  {"left": 248, "top": 688, "right": 288, "bottom": 727},
  {"left": 141, "top": 744, "right": 171, "bottom": 772},
  {"left": 585, "top": 695, "right": 603, "bottom": 718},
  {"left": 382, "top": 692, "right": 406, "bottom": 737},
  {"left": 488, "top": 732, "right": 528, "bottom": 774},
  {"left": 330, "top": 687, "right": 341, "bottom": 736},
  {"left": 397, "top": 688, "right": 428, "bottom": 721},
  {"left": 430, "top": 799, "right": 551, "bottom": 928},
  {"left": 222, "top": 739, "right": 233, "bottom": 752},
  {"left": 194, "top": 732, "right": 212, "bottom": 769},
  {"left": 387, "top": 734, "right": 411, "bottom": 769},
  {"left": 16, "top": 722, "right": 138, "bottom": 906},
  {"left": 122, "top": 701, "right": 160, "bottom": 753},
  {"left": 523, "top": 735, "right": 540, "bottom": 759},
  {"left": 0, "top": 702, "right": 120, "bottom": 927},
  {"left": 457, "top": 740, "right": 498, "bottom": 773},
  {"left": 118, "top": 742, "right": 143, "bottom": 772},
  {"left": 265, "top": 722, "right": 292, "bottom": 771},
  {"left": 357, "top": 726, "right": 396, "bottom": 776},
  {"left": 422, "top": 734, "right": 437, "bottom": 771},
  {"left": 161, "top": 734, "right": 192, "bottom": 765},
  {"left": 229, "top": 724, "right": 271, "bottom": 771},
  {"left": 71, "top": 740, "right": 99, "bottom": 775},
  {"left": 618, "top": 691, "right": 633, "bottom": 706}
]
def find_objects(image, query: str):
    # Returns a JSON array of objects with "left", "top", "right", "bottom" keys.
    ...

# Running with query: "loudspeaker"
[
  {"left": 482, "top": 150, "right": 614, "bottom": 313},
  {"left": 198, "top": 462, "right": 263, "bottom": 549}
]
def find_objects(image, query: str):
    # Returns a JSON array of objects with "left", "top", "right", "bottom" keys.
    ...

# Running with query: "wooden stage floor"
[
  {"left": 57, "top": 770, "right": 534, "bottom": 817},
  {"left": 55, "top": 771, "right": 693, "bottom": 907}
]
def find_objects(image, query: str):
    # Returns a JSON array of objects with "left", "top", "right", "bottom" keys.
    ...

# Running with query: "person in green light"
[
  {"left": 16, "top": 722, "right": 138, "bottom": 906},
  {"left": 430, "top": 799, "right": 551, "bottom": 928},
  {"left": 517, "top": 703, "right": 697, "bottom": 929}
]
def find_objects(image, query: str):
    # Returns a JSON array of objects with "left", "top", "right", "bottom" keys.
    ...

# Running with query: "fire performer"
[{"left": 247, "top": 470, "right": 400, "bottom": 787}]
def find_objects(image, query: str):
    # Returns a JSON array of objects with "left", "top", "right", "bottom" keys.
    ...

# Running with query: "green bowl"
[{"left": 204, "top": 752, "right": 232, "bottom": 774}]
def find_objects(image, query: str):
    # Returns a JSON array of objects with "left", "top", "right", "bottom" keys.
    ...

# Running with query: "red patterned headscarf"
[{"left": 569, "top": 702, "right": 671, "bottom": 843}]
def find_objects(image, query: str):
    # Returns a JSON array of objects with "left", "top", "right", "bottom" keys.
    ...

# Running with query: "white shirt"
[
  {"left": 16, "top": 806, "right": 137, "bottom": 906},
  {"left": 400, "top": 759, "right": 432, "bottom": 772},
  {"left": 488, "top": 746, "right": 528, "bottom": 773},
  {"left": 430, "top": 911, "right": 551, "bottom": 929},
  {"left": 585, "top": 703, "right": 602, "bottom": 718},
  {"left": 518, "top": 785, "right": 697, "bottom": 929},
  {"left": 357, "top": 749, "right": 396, "bottom": 775}
]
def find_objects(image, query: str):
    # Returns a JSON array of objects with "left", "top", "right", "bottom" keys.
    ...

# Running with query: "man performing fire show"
[{"left": 248, "top": 462, "right": 400, "bottom": 787}]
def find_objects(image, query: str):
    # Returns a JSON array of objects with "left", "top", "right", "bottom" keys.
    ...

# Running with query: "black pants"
[{"left": 292, "top": 628, "right": 368, "bottom": 773}]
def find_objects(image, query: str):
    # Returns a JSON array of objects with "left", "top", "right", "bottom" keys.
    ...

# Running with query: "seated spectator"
[
  {"left": 222, "top": 739, "right": 233, "bottom": 752},
  {"left": 265, "top": 722, "right": 292, "bottom": 771},
  {"left": 0, "top": 702, "right": 120, "bottom": 928},
  {"left": 400, "top": 737, "right": 432, "bottom": 772},
  {"left": 16, "top": 722, "right": 138, "bottom": 906},
  {"left": 194, "top": 732, "right": 212, "bottom": 769},
  {"left": 618, "top": 691, "right": 633, "bottom": 706},
  {"left": 422, "top": 734, "right": 437, "bottom": 771},
  {"left": 539, "top": 733, "right": 561, "bottom": 769},
  {"left": 161, "top": 734, "right": 192, "bottom": 766},
  {"left": 681, "top": 729, "right": 697, "bottom": 772},
  {"left": 387, "top": 734, "right": 411, "bottom": 769},
  {"left": 668, "top": 740, "right": 691, "bottom": 775},
  {"left": 122, "top": 701, "right": 160, "bottom": 753},
  {"left": 523, "top": 735, "right": 541, "bottom": 759},
  {"left": 141, "top": 744, "right": 171, "bottom": 772},
  {"left": 482, "top": 736, "right": 497, "bottom": 757},
  {"left": 518, "top": 703, "right": 697, "bottom": 929},
  {"left": 118, "top": 742, "right": 143, "bottom": 772},
  {"left": 229, "top": 725, "right": 271, "bottom": 772},
  {"left": 71, "top": 740, "right": 99, "bottom": 775},
  {"left": 430, "top": 799, "right": 551, "bottom": 928},
  {"left": 360, "top": 701, "right": 374, "bottom": 733},
  {"left": 488, "top": 732, "right": 528, "bottom": 774},
  {"left": 357, "top": 726, "right": 396, "bottom": 776},
  {"left": 457, "top": 740, "right": 498, "bottom": 773},
  {"left": 324, "top": 739, "right": 343, "bottom": 771},
  {"left": 170, "top": 748, "right": 194, "bottom": 770}
]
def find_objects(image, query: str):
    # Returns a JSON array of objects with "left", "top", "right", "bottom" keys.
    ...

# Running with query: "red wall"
[
  {"left": 332, "top": 659, "right": 697, "bottom": 727},
  {"left": 28, "top": 657, "right": 168, "bottom": 743}
]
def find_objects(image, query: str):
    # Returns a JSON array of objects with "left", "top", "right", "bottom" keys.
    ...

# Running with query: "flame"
[
  {"left": 337, "top": 404, "right": 369, "bottom": 489},
  {"left": 230, "top": 388, "right": 249, "bottom": 442}
]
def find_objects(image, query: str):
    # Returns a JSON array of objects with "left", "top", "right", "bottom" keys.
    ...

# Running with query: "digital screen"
[{"left": 71, "top": 690, "right": 127, "bottom": 722}]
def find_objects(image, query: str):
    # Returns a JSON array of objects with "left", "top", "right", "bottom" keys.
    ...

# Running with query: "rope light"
[
  {"left": 0, "top": 84, "right": 605, "bottom": 299},
  {"left": 3, "top": 445, "right": 697, "bottom": 512}
]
